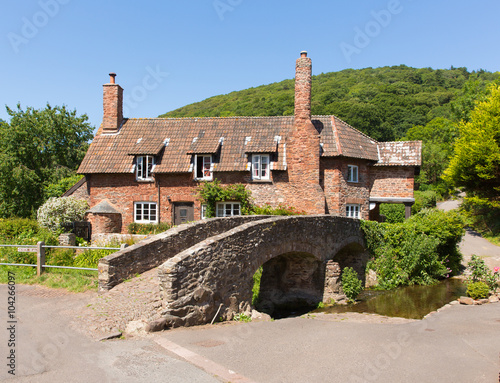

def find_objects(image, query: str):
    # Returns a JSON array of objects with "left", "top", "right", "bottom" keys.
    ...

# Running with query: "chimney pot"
[
  {"left": 300, "top": 51, "right": 308, "bottom": 58},
  {"left": 109, "top": 73, "right": 116, "bottom": 84}
]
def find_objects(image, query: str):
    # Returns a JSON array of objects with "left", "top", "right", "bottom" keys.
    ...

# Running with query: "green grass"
[
  {"left": 0, "top": 265, "right": 97, "bottom": 292},
  {"left": 483, "top": 233, "right": 500, "bottom": 246}
]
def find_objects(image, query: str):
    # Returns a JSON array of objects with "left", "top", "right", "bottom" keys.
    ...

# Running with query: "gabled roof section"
[
  {"left": 77, "top": 115, "right": 420, "bottom": 175},
  {"left": 315, "top": 116, "right": 379, "bottom": 161},
  {"left": 376, "top": 141, "right": 422, "bottom": 166}
]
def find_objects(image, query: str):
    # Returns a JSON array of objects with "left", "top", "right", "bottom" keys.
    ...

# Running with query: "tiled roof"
[
  {"left": 376, "top": 141, "right": 422, "bottom": 166},
  {"left": 78, "top": 116, "right": 420, "bottom": 174}
]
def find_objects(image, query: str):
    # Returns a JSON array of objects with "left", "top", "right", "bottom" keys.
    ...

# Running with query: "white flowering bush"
[{"left": 37, "top": 197, "right": 89, "bottom": 232}]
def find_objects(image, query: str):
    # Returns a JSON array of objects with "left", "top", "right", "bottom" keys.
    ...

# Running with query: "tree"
[
  {"left": 0, "top": 104, "right": 93, "bottom": 217},
  {"left": 444, "top": 85, "right": 500, "bottom": 201}
]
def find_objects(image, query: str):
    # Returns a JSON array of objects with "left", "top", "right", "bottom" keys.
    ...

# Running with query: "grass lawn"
[{"left": 0, "top": 265, "right": 97, "bottom": 292}]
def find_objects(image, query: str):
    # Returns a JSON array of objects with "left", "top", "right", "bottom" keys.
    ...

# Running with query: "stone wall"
[
  {"left": 158, "top": 215, "right": 367, "bottom": 326},
  {"left": 98, "top": 215, "right": 269, "bottom": 292}
]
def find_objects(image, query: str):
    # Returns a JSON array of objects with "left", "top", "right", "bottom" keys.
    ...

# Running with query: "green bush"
[
  {"left": 37, "top": 197, "right": 88, "bottom": 232},
  {"left": 466, "top": 255, "right": 500, "bottom": 290},
  {"left": 127, "top": 222, "right": 172, "bottom": 235},
  {"left": 466, "top": 281, "right": 490, "bottom": 300},
  {"left": 379, "top": 204, "right": 405, "bottom": 223},
  {"left": 252, "top": 203, "right": 306, "bottom": 216},
  {"left": 341, "top": 267, "right": 363, "bottom": 302},
  {"left": 362, "top": 208, "right": 465, "bottom": 289},
  {"left": 47, "top": 249, "right": 75, "bottom": 266},
  {"left": 412, "top": 190, "right": 437, "bottom": 215},
  {"left": 197, "top": 179, "right": 253, "bottom": 218},
  {"left": 0, "top": 218, "right": 40, "bottom": 239}
]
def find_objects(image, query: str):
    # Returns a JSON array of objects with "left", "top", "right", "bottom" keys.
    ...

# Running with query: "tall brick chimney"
[
  {"left": 102, "top": 73, "right": 123, "bottom": 134},
  {"left": 280, "top": 51, "right": 325, "bottom": 214},
  {"left": 295, "top": 51, "right": 312, "bottom": 124}
]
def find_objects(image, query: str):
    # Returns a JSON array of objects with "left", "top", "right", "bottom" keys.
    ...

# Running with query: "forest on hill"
[{"left": 160, "top": 65, "right": 498, "bottom": 142}]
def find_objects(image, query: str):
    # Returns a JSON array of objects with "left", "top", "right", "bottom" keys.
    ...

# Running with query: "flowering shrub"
[
  {"left": 466, "top": 255, "right": 500, "bottom": 291},
  {"left": 37, "top": 197, "right": 88, "bottom": 232}
]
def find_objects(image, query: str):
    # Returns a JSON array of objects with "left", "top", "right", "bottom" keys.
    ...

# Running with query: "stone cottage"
[{"left": 75, "top": 51, "right": 421, "bottom": 235}]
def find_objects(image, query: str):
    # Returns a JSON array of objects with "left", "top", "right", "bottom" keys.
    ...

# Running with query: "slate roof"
[{"left": 78, "top": 116, "right": 420, "bottom": 174}]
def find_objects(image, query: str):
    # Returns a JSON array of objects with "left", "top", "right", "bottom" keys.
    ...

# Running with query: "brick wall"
[
  {"left": 102, "top": 82, "right": 123, "bottom": 133},
  {"left": 370, "top": 166, "right": 415, "bottom": 199},
  {"left": 322, "top": 158, "right": 371, "bottom": 219}
]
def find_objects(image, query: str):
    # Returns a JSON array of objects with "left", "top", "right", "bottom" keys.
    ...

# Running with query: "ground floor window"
[
  {"left": 346, "top": 204, "right": 360, "bottom": 219},
  {"left": 216, "top": 202, "right": 241, "bottom": 217},
  {"left": 134, "top": 202, "right": 157, "bottom": 223},
  {"left": 201, "top": 204, "right": 207, "bottom": 219}
]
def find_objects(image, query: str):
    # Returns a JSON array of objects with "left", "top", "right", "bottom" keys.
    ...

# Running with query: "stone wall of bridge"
[{"left": 158, "top": 215, "right": 368, "bottom": 326}]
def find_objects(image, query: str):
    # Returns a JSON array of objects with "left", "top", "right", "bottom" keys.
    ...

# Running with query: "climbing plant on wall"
[{"left": 197, "top": 179, "right": 253, "bottom": 218}]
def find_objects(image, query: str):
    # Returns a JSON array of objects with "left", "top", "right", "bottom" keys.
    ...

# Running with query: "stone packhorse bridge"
[{"left": 98, "top": 215, "right": 368, "bottom": 327}]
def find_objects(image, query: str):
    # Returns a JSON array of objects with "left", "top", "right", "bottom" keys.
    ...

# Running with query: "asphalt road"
[{"left": 1, "top": 284, "right": 500, "bottom": 383}]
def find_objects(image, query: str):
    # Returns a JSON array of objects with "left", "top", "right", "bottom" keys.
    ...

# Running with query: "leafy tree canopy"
[
  {"left": 161, "top": 66, "right": 499, "bottom": 141},
  {"left": 444, "top": 84, "right": 500, "bottom": 201},
  {"left": 0, "top": 104, "right": 93, "bottom": 218}
]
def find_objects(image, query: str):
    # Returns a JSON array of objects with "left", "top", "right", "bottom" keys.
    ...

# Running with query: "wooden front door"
[{"left": 173, "top": 202, "right": 194, "bottom": 225}]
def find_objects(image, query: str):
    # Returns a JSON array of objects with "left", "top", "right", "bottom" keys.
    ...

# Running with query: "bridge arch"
[{"left": 158, "top": 215, "right": 367, "bottom": 326}]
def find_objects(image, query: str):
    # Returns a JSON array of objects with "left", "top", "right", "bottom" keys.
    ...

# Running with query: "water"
[{"left": 312, "top": 278, "right": 467, "bottom": 319}]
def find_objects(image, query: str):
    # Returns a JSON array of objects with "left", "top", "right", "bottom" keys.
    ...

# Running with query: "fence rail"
[{"left": 0, "top": 241, "right": 126, "bottom": 275}]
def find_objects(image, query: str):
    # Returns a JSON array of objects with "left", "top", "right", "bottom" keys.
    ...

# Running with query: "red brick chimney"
[
  {"left": 102, "top": 73, "right": 123, "bottom": 134},
  {"left": 295, "top": 51, "right": 312, "bottom": 124},
  {"left": 280, "top": 51, "right": 325, "bottom": 214}
]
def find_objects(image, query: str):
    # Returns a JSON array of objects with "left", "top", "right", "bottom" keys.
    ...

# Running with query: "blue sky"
[{"left": 1, "top": 1, "right": 499, "bottom": 131}]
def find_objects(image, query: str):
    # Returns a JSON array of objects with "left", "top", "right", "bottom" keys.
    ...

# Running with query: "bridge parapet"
[
  {"left": 98, "top": 215, "right": 270, "bottom": 292},
  {"left": 158, "top": 215, "right": 366, "bottom": 326}
]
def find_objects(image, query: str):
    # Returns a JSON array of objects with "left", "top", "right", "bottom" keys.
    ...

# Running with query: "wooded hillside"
[{"left": 160, "top": 66, "right": 498, "bottom": 141}]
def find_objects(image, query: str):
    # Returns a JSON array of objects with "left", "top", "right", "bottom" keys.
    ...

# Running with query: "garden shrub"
[
  {"left": 466, "top": 255, "right": 500, "bottom": 290},
  {"left": 379, "top": 203, "right": 405, "bottom": 223},
  {"left": 412, "top": 190, "right": 437, "bottom": 215},
  {"left": 252, "top": 203, "right": 306, "bottom": 216},
  {"left": 37, "top": 197, "right": 88, "bottom": 232},
  {"left": 362, "top": 208, "right": 465, "bottom": 289},
  {"left": 466, "top": 281, "right": 490, "bottom": 300},
  {"left": 127, "top": 222, "right": 172, "bottom": 235},
  {"left": 341, "top": 267, "right": 363, "bottom": 302}
]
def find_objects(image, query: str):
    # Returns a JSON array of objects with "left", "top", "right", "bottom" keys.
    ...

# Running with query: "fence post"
[{"left": 37, "top": 241, "right": 45, "bottom": 276}]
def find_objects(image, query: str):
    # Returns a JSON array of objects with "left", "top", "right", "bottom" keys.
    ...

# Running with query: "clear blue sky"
[{"left": 1, "top": 0, "right": 499, "bottom": 131}]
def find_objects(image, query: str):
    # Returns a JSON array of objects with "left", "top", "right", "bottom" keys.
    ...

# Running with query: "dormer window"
[
  {"left": 136, "top": 155, "right": 154, "bottom": 181},
  {"left": 194, "top": 155, "right": 213, "bottom": 181},
  {"left": 252, "top": 154, "right": 270, "bottom": 180}
]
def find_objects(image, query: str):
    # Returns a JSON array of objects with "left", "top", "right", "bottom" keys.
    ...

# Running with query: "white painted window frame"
[
  {"left": 216, "top": 202, "right": 241, "bottom": 217},
  {"left": 194, "top": 154, "right": 213, "bottom": 181},
  {"left": 136, "top": 155, "right": 155, "bottom": 181},
  {"left": 134, "top": 202, "right": 158, "bottom": 223},
  {"left": 251, "top": 154, "right": 270, "bottom": 180},
  {"left": 347, "top": 165, "right": 359, "bottom": 183},
  {"left": 346, "top": 204, "right": 360, "bottom": 219}
]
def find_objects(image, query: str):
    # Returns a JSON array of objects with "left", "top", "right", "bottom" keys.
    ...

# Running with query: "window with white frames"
[
  {"left": 216, "top": 202, "right": 241, "bottom": 217},
  {"left": 346, "top": 204, "right": 360, "bottom": 219},
  {"left": 201, "top": 204, "right": 207, "bottom": 219},
  {"left": 134, "top": 202, "right": 157, "bottom": 223},
  {"left": 194, "top": 155, "right": 213, "bottom": 180},
  {"left": 347, "top": 165, "right": 358, "bottom": 183},
  {"left": 252, "top": 154, "right": 270, "bottom": 180},
  {"left": 136, "top": 155, "right": 154, "bottom": 181}
]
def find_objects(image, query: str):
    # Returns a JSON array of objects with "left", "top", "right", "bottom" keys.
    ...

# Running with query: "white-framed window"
[
  {"left": 216, "top": 202, "right": 241, "bottom": 217},
  {"left": 346, "top": 204, "right": 360, "bottom": 219},
  {"left": 136, "top": 155, "right": 154, "bottom": 181},
  {"left": 347, "top": 165, "right": 358, "bottom": 183},
  {"left": 194, "top": 155, "right": 213, "bottom": 180},
  {"left": 201, "top": 204, "right": 207, "bottom": 219},
  {"left": 252, "top": 154, "right": 270, "bottom": 180},
  {"left": 134, "top": 202, "right": 157, "bottom": 223}
]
